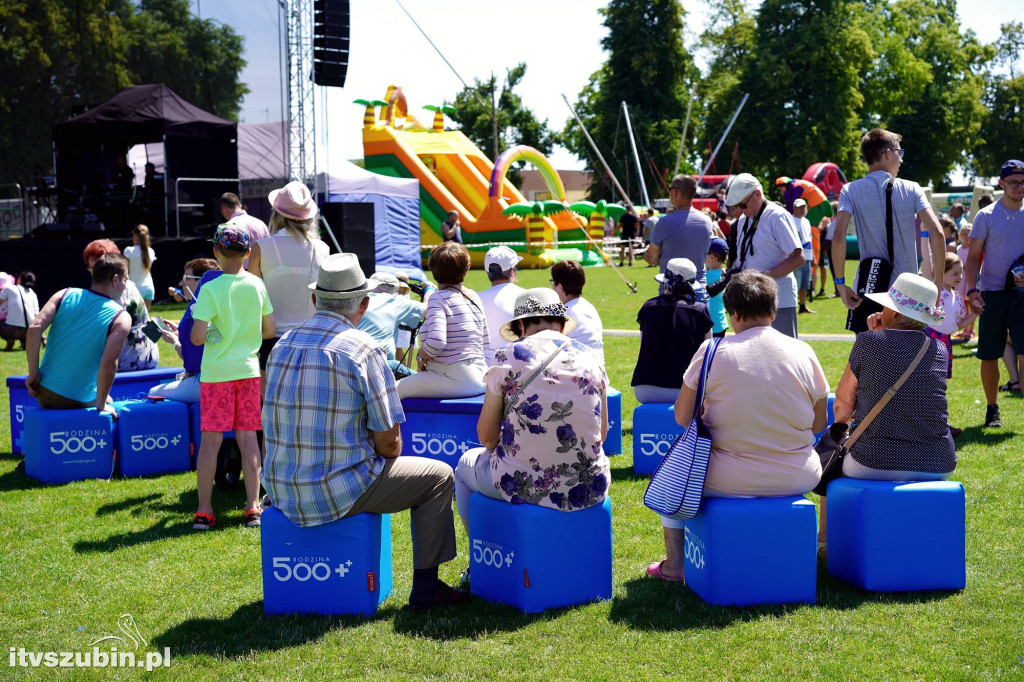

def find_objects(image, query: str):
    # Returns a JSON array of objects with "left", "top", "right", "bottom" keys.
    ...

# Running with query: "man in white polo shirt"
[
  {"left": 724, "top": 173, "right": 805, "bottom": 338},
  {"left": 477, "top": 246, "right": 525, "bottom": 365}
]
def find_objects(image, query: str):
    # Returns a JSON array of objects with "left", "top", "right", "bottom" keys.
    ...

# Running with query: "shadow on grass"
[
  {"left": 609, "top": 569, "right": 958, "bottom": 632},
  {"left": 152, "top": 601, "right": 390, "bottom": 656},
  {"left": 390, "top": 597, "right": 557, "bottom": 639},
  {"left": 0, "top": 460, "right": 51, "bottom": 493},
  {"left": 74, "top": 488, "right": 249, "bottom": 553},
  {"left": 610, "top": 465, "right": 647, "bottom": 483},
  {"left": 955, "top": 426, "right": 1016, "bottom": 447}
]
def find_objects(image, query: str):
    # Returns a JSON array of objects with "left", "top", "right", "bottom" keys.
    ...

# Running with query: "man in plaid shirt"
[{"left": 262, "top": 253, "right": 468, "bottom": 611}]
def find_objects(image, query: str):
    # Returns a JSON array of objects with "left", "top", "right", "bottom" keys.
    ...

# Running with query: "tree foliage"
[
  {"left": 448, "top": 63, "right": 555, "bottom": 188},
  {"left": 562, "top": 0, "right": 696, "bottom": 201},
  {"left": 973, "top": 22, "right": 1024, "bottom": 176},
  {"left": 0, "top": 0, "right": 248, "bottom": 183},
  {"left": 701, "top": 0, "right": 874, "bottom": 184}
]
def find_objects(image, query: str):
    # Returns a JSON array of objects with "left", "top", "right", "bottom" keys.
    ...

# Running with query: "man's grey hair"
[{"left": 315, "top": 295, "right": 365, "bottom": 316}]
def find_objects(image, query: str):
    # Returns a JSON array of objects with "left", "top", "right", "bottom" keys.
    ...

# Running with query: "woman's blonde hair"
[
  {"left": 132, "top": 224, "right": 152, "bottom": 270},
  {"left": 269, "top": 211, "right": 319, "bottom": 242}
]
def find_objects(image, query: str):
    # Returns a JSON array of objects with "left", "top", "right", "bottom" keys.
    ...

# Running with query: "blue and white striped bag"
[{"left": 642, "top": 337, "right": 722, "bottom": 521}]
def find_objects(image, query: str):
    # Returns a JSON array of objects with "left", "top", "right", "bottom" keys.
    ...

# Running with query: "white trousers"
[{"left": 397, "top": 357, "right": 487, "bottom": 399}]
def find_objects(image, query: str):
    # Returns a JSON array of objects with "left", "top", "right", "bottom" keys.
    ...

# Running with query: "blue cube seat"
[
  {"left": 604, "top": 388, "right": 622, "bottom": 455},
  {"left": 260, "top": 507, "right": 393, "bottom": 616},
  {"left": 684, "top": 496, "right": 817, "bottom": 606},
  {"left": 22, "top": 407, "right": 115, "bottom": 483},
  {"left": 632, "top": 403, "right": 685, "bottom": 475},
  {"left": 826, "top": 479, "right": 966, "bottom": 592},
  {"left": 469, "top": 493, "right": 612, "bottom": 613},
  {"left": 812, "top": 393, "right": 837, "bottom": 445},
  {"left": 399, "top": 394, "right": 485, "bottom": 468},
  {"left": 7, "top": 368, "right": 181, "bottom": 455},
  {"left": 113, "top": 399, "right": 191, "bottom": 477}
]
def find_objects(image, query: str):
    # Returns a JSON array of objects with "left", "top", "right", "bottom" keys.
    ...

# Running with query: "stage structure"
[
  {"left": 283, "top": 0, "right": 350, "bottom": 186},
  {"left": 50, "top": 84, "right": 239, "bottom": 238}
]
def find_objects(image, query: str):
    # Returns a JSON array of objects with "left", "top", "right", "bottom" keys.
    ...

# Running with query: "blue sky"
[{"left": 193, "top": 0, "right": 1022, "bottom": 172}]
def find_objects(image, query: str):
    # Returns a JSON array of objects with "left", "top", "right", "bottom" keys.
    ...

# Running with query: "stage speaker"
[
  {"left": 71, "top": 222, "right": 105, "bottom": 239},
  {"left": 34, "top": 223, "right": 71, "bottom": 239},
  {"left": 320, "top": 202, "right": 374, "bottom": 275},
  {"left": 313, "top": 0, "right": 349, "bottom": 88}
]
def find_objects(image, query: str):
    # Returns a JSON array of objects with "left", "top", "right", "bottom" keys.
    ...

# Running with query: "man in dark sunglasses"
[
  {"left": 830, "top": 128, "right": 945, "bottom": 334},
  {"left": 723, "top": 173, "right": 805, "bottom": 338}
]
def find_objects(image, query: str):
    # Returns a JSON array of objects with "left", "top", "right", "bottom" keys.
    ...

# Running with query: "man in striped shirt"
[{"left": 262, "top": 253, "right": 468, "bottom": 611}]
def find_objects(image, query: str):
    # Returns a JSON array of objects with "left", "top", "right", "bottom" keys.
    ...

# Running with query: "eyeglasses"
[
  {"left": 183, "top": 275, "right": 202, "bottom": 280},
  {"left": 735, "top": 192, "right": 757, "bottom": 210},
  {"left": 886, "top": 148, "right": 906, "bottom": 159},
  {"left": 1003, "top": 179, "right": 1024, "bottom": 189}
]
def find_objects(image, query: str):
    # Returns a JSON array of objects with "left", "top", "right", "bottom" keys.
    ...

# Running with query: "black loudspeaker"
[
  {"left": 34, "top": 223, "right": 71, "bottom": 239},
  {"left": 320, "top": 202, "right": 375, "bottom": 274},
  {"left": 313, "top": 0, "right": 349, "bottom": 87}
]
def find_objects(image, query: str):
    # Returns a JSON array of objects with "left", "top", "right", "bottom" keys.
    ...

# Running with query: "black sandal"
[{"left": 999, "top": 381, "right": 1020, "bottom": 392}]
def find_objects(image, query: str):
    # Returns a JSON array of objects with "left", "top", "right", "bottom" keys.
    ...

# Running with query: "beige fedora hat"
[{"left": 308, "top": 253, "right": 379, "bottom": 299}]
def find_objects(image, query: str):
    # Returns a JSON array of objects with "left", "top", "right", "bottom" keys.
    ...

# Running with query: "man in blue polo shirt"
[{"left": 964, "top": 159, "right": 1024, "bottom": 428}]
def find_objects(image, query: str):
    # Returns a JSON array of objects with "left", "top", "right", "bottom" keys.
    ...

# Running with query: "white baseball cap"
[
  {"left": 725, "top": 173, "right": 763, "bottom": 207},
  {"left": 485, "top": 245, "right": 524, "bottom": 272}
]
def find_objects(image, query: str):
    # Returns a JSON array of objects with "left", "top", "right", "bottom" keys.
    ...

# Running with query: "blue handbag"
[{"left": 642, "top": 337, "right": 722, "bottom": 521}]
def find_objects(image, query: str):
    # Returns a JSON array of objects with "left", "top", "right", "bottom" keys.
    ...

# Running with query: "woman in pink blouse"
[{"left": 454, "top": 288, "right": 610, "bottom": 547}]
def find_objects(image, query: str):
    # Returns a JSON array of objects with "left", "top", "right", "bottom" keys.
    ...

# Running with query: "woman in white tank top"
[{"left": 247, "top": 182, "right": 329, "bottom": 385}]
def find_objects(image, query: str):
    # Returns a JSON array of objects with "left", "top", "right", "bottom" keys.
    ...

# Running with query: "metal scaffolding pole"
[{"left": 285, "top": 0, "right": 317, "bottom": 185}]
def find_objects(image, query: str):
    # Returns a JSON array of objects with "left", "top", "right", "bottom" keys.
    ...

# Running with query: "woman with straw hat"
[{"left": 817, "top": 272, "right": 957, "bottom": 556}]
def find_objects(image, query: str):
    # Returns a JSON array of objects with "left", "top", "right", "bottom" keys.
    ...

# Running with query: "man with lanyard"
[
  {"left": 964, "top": 159, "right": 1024, "bottom": 428},
  {"left": 831, "top": 129, "right": 945, "bottom": 333},
  {"left": 724, "top": 173, "right": 805, "bottom": 338}
]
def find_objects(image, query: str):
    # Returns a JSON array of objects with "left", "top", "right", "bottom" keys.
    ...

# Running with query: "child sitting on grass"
[
  {"left": 925, "top": 252, "right": 978, "bottom": 437},
  {"left": 190, "top": 225, "right": 274, "bottom": 530},
  {"left": 705, "top": 238, "right": 730, "bottom": 338}
]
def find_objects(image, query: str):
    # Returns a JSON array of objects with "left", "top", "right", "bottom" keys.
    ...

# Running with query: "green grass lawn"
[{"left": 1, "top": 264, "right": 1022, "bottom": 679}]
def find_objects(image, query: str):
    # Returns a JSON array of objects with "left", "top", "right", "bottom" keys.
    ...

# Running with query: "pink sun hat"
[{"left": 269, "top": 181, "right": 318, "bottom": 221}]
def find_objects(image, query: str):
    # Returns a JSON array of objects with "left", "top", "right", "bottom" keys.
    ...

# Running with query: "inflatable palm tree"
[
  {"left": 422, "top": 105, "right": 457, "bottom": 132},
  {"left": 569, "top": 200, "right": 626, "bottom": 257},
  {"left": 354, "top": 99, "right": 388, "bottom": 128},
  {"left": 502, "top": 200, "right": 565, "bottom": 255}
]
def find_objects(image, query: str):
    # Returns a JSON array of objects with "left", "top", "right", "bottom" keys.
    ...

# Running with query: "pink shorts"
[{"left": 200, "top": 378, "right": 262, "bottom": 432}]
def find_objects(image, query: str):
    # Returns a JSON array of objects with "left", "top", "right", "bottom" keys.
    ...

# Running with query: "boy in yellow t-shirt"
[{"left": 190, "top": 225, "right": 274, "bottom": 530}]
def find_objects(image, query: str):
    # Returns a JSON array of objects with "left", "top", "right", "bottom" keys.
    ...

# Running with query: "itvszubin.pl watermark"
[{"left": 9, "top": 614, "right": 171, "bottom": 672}]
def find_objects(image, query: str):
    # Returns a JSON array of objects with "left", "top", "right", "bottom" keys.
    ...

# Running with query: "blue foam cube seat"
[
  {"left": 684, "top": 496, "right": 817, "bottom": 606},
  {"left": 632, "top": 403, "right": 685, "bottom": 475},
  {"left": 260, "top": 507, "right": 393, "bottom": 616},
  {"left": 113, "top": 399, "right": 191, "bottom": 477},
  {"left": 22, "top": 407, "right": 115, "bottom": 483},
  {"left": 826, "top": 479, "right": 966, "bottom": 592},
  {"left": 469, "top": 493, "right": 612, "bottom": 613},
  {"left": 400, "top": 394, "right": 485, "bottom": 468},
  {"left": 812, "top": 393, "right": 837, "bottom": 445},
  {"left": 605, "top": 388, "right": 622, "bottom": 455},
  {"left": 7, "top": 368, "right": 181, "bottom": 455}
]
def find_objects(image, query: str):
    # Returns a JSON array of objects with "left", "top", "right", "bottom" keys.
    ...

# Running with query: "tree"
[
  {"left": 563, "top": 0, "right": 696, "bottom": 201},
  {"left": 0, "top": 0, "right": 248, "bottom": 183},
  {"left": 864, "top": 0, "right": 992, "bottom": 187},
  {"left": 973, "top": 22, "right": 1024, "bottom": 176},
  {"left": 701, "top": 0, "right": 874, "bottom": 184},
  {"left": 449, "top": 63, "right": 555, "bottom": 188}
]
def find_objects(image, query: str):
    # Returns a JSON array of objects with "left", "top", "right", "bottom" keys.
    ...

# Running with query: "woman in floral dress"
[{"left": 453, "top": 287, "right": 610, "bottom": 538}]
